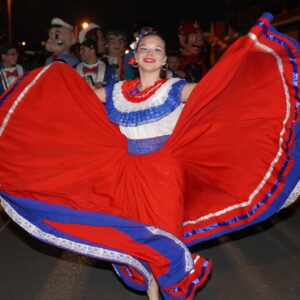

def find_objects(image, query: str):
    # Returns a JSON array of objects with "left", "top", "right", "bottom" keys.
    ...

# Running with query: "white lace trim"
[
  {"left": 119, "top": 105, "right": 183, "bottom": 139},
  {"left": 146, "top": 226, "right": 194, "bottom": 272},
  {"left": 0, "top": 196, "right": 151, "bottom": 281},
  {"left": 112, "top": 77, "right": 181, "bottom": 112},
  {"left": 183, "top": 32, "right": 295, "bottom": 226},
  {"left": 281, "top": 179, "right": 300, "bottom": 209}
]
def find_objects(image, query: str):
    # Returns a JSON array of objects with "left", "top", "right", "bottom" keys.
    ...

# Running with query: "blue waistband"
[{"left": 127, "top": 135, "right": 170, "bottom": 155}]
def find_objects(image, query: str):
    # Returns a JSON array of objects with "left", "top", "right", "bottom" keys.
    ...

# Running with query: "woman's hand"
[
  {"left": 94, "top": 82, "right": 103, "bottom": 89},
  {"left": 93, "top": 86, "right": 106, "bottom": 103}
]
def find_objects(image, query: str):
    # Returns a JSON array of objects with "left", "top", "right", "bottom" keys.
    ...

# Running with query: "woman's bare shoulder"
[{"left": 181, "top": 83, "right": 197, "bottom": 103}]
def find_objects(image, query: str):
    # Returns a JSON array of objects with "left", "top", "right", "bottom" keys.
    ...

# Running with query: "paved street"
[{"left": 0, "top": 201, "right": 299, "bottom": 300}]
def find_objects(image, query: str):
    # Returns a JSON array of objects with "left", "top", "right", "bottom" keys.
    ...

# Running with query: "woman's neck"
[{"left": 138, "top": 71, "right": 161, "bottom": 91}]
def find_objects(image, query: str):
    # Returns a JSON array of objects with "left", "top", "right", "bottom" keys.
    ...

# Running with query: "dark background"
[{"left": 0, "top": 0, "right": 299, "bottom": 50}]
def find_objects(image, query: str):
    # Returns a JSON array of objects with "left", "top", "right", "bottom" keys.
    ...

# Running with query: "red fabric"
[
  {"left": 0, "top": 64, "right": 184, "bottom": 237},
  {"left": 0, "top": 30, "right": 297, "bottom": 243},
  {"left": 174, "top": 31, "right": 296, "bottom": 242},
  {"left": 128, "top": 56, "right": 137, "bottom": 65},
  {"left": 162, "top": 254, "right": 212, "bottom": 299},
  {"left": 44, "top": 220, "right": 171, "bottom": 279},
  {"left": 120, "top": 54, "right": 125, "bottom": 80},
  {"left": 178, "top": 21, "right": 201, "bottom": 36},
  {"left": 118, "top": 265, "right": 148, "bottom": 286},
  {"left": 121, "top": 78, "right": 168, "bottom": 103}
]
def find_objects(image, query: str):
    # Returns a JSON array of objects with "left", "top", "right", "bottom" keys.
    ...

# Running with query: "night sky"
[{"left": 0, "top": 0, "right": 298, "bottom": 50}]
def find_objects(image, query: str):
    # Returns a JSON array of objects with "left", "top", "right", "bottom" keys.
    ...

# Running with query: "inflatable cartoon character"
[
  {"left": 45, "top": 18, "right": 79, "bottom": 67},
  {"left": 178, "top": 21, "right": 207, "bottom": 82}
]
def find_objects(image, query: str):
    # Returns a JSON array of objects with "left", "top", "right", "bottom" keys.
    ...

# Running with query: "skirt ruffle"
[{"left": 0, "top": 13, "right": 299, "bottom": 299}]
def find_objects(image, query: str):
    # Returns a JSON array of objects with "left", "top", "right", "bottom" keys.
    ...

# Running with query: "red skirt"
[{"left": 0, "top": 13, "right": 299, "bottom": 299}]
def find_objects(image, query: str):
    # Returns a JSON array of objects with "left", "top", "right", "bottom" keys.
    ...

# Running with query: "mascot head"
[
  {"left": 45, "top": 18, "right": 76, "bottom": 55},
  {"left": 178, "top": 21, "right": 204, "bottom": 56}
]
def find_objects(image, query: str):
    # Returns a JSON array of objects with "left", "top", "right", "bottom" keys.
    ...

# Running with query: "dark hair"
[
  {"left": 136, "top": 33, "right": 166, "bottom": 52},
  {"left": 0, "top": 43, "right": 18, "bottom": 55},
  {"left": 80, "top": 38, "right": 98, "bottom": 52},
  {"left": 85, "top": 28, "right": 101, "bottom": 42},
  {"left": 106, "top": 30, "right": 127, "bottom": 44},
  {"left": 167, "top": 50, "right": 180, "bottom": 58},
  {"left": 133, "top": 21, "right": 157, "bottom": 34}
]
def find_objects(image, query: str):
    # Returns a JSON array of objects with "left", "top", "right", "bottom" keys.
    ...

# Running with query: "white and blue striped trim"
[{"left": 105, "top": 78, "right": 187, "bottom": 127}]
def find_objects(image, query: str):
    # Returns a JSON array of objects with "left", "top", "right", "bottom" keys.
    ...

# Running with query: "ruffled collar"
[
  {"left": 121, "top": 78, "right": 169, "bottom": 103},
  {"left": 105, "top": 78, "right": 186, "bottom": 127}
]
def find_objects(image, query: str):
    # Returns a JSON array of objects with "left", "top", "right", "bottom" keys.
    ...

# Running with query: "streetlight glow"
[{"left": 82, "top": 22, "right": 89, "bottom": 29}]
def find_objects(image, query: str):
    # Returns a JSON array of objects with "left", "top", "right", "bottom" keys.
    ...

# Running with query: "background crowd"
[{"left": 0, "top": 15, "right": 263, "bottom": 95}]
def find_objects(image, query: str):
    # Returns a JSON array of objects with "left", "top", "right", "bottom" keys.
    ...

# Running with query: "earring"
[
  {"left": 128, "top": 57, "right": 138, "bottom": 68},
  {"left": 161, "top": 63, "right": 168, "bottom": 71}
]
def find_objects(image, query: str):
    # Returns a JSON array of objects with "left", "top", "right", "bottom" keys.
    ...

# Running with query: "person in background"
[
  {"left": 76, "top": 38, "right": 116, "bottom": 88},
  {"left": 166, "top": 51, "right": 186, "bottom": 78},
  {"left": 0, "top": 43, "right": 24, "bottom": 95},
  {"left": 45, "top": 18, "right": 79, "bottom": 67},
  {"left": 78, "top": 23, "right": 106, "bottom": 57},
  {"left": 102, "top": 31, "right": 127, "bottom": 81},
  {"left": 178, "top": 21, "right": 207, "bottom": 82}
]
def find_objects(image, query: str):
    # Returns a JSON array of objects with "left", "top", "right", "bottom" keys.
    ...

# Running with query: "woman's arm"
[
  {"left": 181, "top": 83, "right": 197, "bottom": 103},
  {"left": 94, "top": 87, "right": 106, "bottom": 103}
]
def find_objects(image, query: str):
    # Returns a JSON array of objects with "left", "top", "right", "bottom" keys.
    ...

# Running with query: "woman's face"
[{"left": 135, "top": 35, "right": 167, "bottom": 72}]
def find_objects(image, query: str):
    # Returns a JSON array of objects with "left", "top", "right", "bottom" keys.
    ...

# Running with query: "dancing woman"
[
  {"left": 95, "top": 32, "right": 197, "bottom": 299},
  {"left": 0, "top": 13, "right": 299, "bottom": 300}
]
